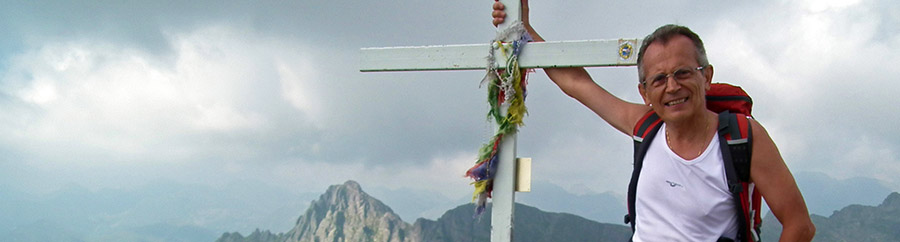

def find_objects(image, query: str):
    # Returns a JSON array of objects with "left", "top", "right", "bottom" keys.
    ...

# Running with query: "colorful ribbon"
[{"left": 466, "top": 21, "right": 530, "bottom": 216}]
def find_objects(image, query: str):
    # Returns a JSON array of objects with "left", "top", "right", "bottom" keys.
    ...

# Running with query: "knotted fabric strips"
[{"left": 465, "top": 21, "right": 531, "bottom": 217}]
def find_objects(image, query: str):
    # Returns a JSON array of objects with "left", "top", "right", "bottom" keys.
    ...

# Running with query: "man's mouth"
[{"left": 665, "top": 97, "right": 688, "bottom": 106}]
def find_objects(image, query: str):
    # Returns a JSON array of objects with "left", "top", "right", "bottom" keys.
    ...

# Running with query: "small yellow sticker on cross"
[{"left": 618, "top": 39, "right": 637, "bottom": 63}]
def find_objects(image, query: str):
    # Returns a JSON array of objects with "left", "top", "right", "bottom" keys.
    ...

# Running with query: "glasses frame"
[{"left": 642, "top": 65, "right": 707, "bottom": 88}]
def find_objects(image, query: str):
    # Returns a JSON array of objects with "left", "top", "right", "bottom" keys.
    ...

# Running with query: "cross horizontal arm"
[{"left": 360, "top": 39, "right": 642, "bottom": 72}]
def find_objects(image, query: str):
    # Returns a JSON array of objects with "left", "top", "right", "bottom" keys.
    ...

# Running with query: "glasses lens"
[
  {"left": 651, "top": 75, "right": 666, "bottom": 87},
  {"left": 674, "top": 69, "right": 694, "bottom": 80},
  {"left": 646, "top": 67, "right": 702, "bottom": 88}
]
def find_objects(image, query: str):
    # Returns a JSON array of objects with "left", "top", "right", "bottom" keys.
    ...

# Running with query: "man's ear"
[
  {"left": 638, "top": 83, "right": 650, "bottom": 105},
  {"left": 704, "top": 65, "right": 714, "bottom": 90}
]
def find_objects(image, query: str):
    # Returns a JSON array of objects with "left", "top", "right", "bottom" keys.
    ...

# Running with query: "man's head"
[
  {"left": 636, "top": 24, "right": 709, "bottom": 83},
  {"left": 636, "top": 25, "right": 714, "bottom": 123}
]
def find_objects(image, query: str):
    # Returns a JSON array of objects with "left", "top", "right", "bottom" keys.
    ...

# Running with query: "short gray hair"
[{"left": 636, "top": 24, "right": 709, "bottom": 84}]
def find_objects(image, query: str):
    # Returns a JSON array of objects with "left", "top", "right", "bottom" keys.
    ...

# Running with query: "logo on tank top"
[{"left": 665, "top": 180, "right": 683, "bottom": 188}]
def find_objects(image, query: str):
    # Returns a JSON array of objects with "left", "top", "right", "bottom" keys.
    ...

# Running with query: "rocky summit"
[
  {"left": 283, "top": 180, "right": 410, "bottom": 242},
  {"left": 217, "top": 180, "right": 410, "bottom": 242}
]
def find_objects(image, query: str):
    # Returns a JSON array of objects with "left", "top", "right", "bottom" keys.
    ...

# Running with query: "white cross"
[{"left": 360, "top": 1, "right": 640, "bottom": 241}]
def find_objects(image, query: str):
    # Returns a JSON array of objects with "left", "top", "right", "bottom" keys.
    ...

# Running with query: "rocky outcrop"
[{"left": 282, "top": 180, "right": 412, "bottom": 242}]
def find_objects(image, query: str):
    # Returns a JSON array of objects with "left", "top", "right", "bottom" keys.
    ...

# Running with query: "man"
[{"left": 492, "top": 0, "right": 815, "bottom": 241}]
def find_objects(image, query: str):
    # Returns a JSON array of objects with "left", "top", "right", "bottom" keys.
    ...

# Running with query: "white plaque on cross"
[{"left": 360, "top": 1, "right": 640, "bottom": 241}]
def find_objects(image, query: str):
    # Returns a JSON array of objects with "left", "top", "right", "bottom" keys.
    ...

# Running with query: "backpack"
[{"left": 624, "top": 83, "right": 762, "bottom": 242}]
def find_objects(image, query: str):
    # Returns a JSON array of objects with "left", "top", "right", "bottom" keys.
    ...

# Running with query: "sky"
[{"left": 1, "top": 0, "right": 898, "bottom": 212}]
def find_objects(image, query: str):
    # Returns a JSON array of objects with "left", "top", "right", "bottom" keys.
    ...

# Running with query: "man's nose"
[{"left": 664, "top": 76, "right": 681, "bottom": 93}]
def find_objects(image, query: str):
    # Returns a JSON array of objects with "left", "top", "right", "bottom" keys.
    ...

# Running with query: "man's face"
[{"left": 638, "top": 35, "right": 712, "bottom": 123}]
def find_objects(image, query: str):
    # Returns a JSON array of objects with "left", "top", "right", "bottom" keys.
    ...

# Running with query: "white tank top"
[{"left": 632, "top": 123, "right": 739, "bottom": 242}]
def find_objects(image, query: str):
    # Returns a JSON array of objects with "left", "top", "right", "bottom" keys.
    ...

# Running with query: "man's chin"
[{"left": 658, "top": 109, "right": 694, "bottom": 123}]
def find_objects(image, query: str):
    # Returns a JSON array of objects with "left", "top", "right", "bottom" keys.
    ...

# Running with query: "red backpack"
[{"left": 625, "top": 83, "right": 762, "bottom": 242}]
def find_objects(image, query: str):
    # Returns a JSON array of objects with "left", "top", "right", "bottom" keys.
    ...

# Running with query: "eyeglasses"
[{"left": 642, "top": 66, "right": 706, "bottom": 88}]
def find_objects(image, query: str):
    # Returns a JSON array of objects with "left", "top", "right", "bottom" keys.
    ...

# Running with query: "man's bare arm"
[{"left": 749, "top": 120, "right": 816, "bottom": 241}]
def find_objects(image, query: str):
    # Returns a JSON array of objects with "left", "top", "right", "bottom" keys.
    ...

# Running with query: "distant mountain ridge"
[
  {"left": 793, "top": 171, "right": 893, "bottom": 216},
  {"left": 219, "top": 181, "right": 900, "bottom": 242},
  {"left": 762, "top": 192, "right": 900, "bottom": 241},
  {"left": 4, "top": 174, "right": 896, "bottom": 241},
  {"left": 217, "top": 180, "right": 631, "bottom": 242}
]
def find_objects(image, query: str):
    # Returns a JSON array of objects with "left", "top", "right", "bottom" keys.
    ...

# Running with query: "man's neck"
[{"left": 665, "top": 111, "right": 717, "bottom": 159}]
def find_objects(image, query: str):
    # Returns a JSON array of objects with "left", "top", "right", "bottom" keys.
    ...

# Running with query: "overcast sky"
[{"left": 1, "top": 0, "right": 897, "bottom": 203}]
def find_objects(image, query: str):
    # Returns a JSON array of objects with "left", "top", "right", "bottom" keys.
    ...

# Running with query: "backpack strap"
[
  {"left": 625, "top": 111, "right": 663, "bottom": 231},
  {"left": 633, "top": 111, "right": 663, "bottom": 142},
  {"left": 718, "top": 111, "right": 748, "bottom": 192},
  {"left": 717, "top": 111, "right": 760, "bottom": 242}
]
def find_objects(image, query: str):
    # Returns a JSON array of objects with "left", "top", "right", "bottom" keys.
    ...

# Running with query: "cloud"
[
  {"left": 1, "top": 0, "right": 898, "bottom": 200},
  {"left": 0, "top": 0, "right": 512, "bottom": 193},
  {"left": 527, "top": 131, "right": 634, "bottom": 195},
  {"left": 358, "top": 152, "right": 478, "bottom": 198},
  {"left": 704, "top": 0, "right": 900, "bottom": 190},
  {"left": 832, "top": 136, "right": 900, "bottom": 185},
  {"left": 801, "top": 0, "right": 863, "bottom": 12},
  {"left": 0, "top": 24, "right": 322, "bottom": 172},
  {"left": 264, "top": 151, "right": 476, "bottom": 199}
]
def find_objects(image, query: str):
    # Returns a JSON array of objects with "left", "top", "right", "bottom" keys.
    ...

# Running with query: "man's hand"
[
  {"left": 491, "top": 0, "right": 541, "bottom": 41},
  {"left": 492, "top": 0, "right": 529, "bottom": 26}
]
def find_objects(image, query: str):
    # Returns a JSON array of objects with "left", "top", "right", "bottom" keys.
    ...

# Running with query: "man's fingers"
[
  {"left": 493, "top": 1, "right": 505, "bottom": 11},
  {"left": 492, "top": 1, "right": 506, "bottom": 27},
  {"left": 492, "top": 10, "right": 506, "bottom": 18}
]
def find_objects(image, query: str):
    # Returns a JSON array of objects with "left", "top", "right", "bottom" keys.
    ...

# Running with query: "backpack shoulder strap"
[
  {"left": 717, "top": 111, "right": 752, "bottom": 183},
  {"left": 625, "top": 111, "right": 664, "bottom": 230},
  {"left": 633, "top": 111, "right": 663, "bottom": 142},
  {"left": 717, "top": 111, "right": 760, "bottom": 242}
]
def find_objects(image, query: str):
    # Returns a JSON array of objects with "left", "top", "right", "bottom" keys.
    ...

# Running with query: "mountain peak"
[
  {"left": 342, "top": 180, "right": 362, "bottom": 190},
  {"left": 283, "top": 180, "right": 410, "bottom": 242},
  {"left": 882, "top": 192, "right": 900, "bottom": 208},
  {"left": 334, "top": 180, "right": 362, "bottom": 195},
  {"left": 320, "top": 180, "right": 373, "bottom": 207}
]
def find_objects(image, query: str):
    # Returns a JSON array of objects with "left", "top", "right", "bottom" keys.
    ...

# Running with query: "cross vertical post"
[{"left": 490, "top": 1, "right": 521, "bottom": 241}]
